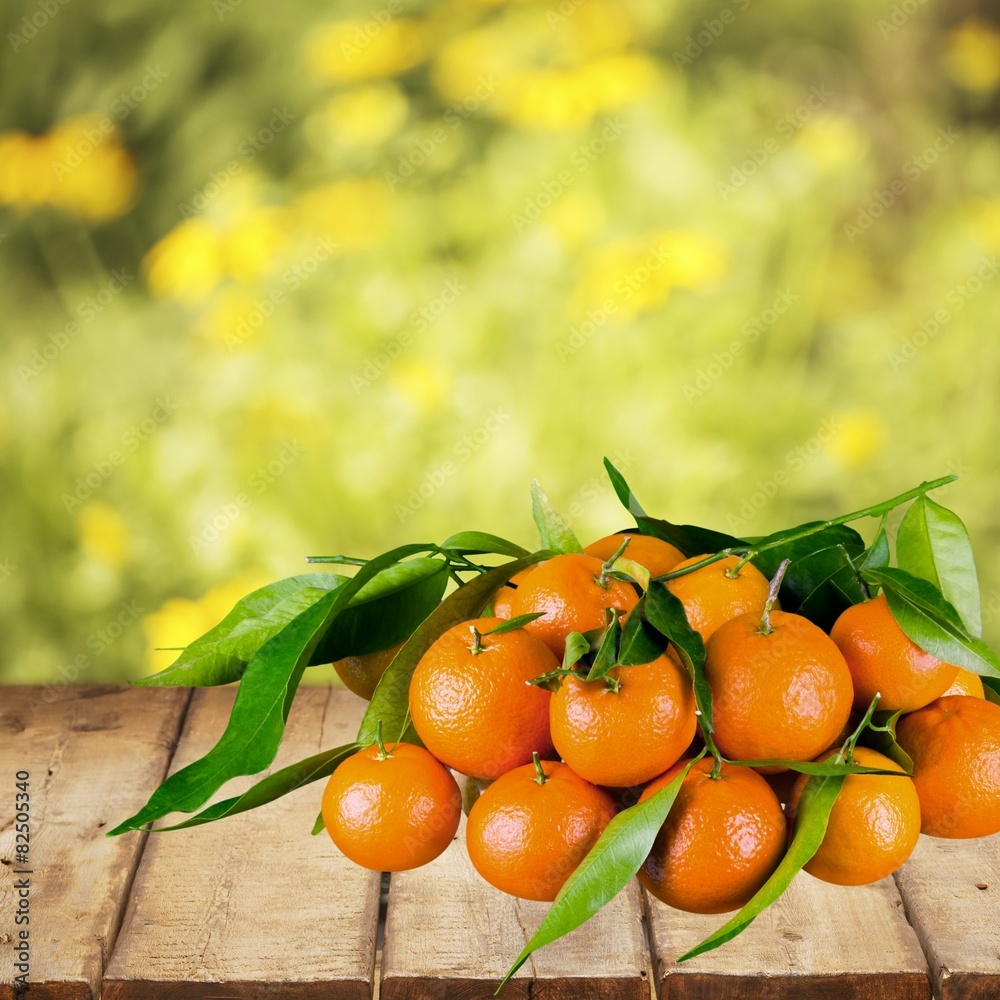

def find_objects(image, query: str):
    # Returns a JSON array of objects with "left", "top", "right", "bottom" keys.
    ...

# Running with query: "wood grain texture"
[
  {"left": 0, "top": 684, "right": 190, "bottom": 1000},
  {"left": 645, "top": 872, "right": 931, "bottom": 1000},
  {"left": 102, "top": 685, "right": 379, "bottom": 1000},
  {"left": 893, "top": 833, "right": 1000, "bottom": 1000},
  {"left": 380, "top": 812, "right": 650, "bottom": 1000}
]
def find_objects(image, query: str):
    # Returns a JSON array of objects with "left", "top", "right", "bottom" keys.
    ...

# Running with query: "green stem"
[
  {"left": 597, "top": 537, "right": 631, "bottom": 588},
  {"left": 531, "top": 751, "right": 548, "bottom": 786},
  {"left": 837, "top": 693, "right": 881, "bottom": 765},
  {"left": 469, "top": 625, "right": 484, "bottom": 655},
  {"left": 374, "top": 720, "right": 390, "bottom": 760},
  {"left": 757, "top": 559, "right": 790, "bottom": 635},
  {"left": 307, "top": 554, "right": 369, "bottom": 565}
]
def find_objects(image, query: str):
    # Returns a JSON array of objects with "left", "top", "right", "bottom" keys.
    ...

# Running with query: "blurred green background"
[{"left": 2, "top": 0, "right": 999, "bottom": 683}]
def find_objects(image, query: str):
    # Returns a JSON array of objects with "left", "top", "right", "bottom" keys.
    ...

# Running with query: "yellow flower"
[
  {"left": 554, "top": 0, "right": 633, "bottom": 61},
  {"left": 0, "top": 131, "right": 55, "bottom": 208},
  {"left": 945, "top": 19, "right": 1000, "bottom": 92},
  {"left": 318, "top": 83, "right": 409, "bottom": 148},
  {"left": 292, "top": 178, "right": 391, "bottom": 250},
  {"left": 389, "top": 358, "right": 452, "bottom": 411},
  {"left": 142, "top": 570, "right": 270, "bottom": 674},
  {"left": 657, "top": 230, "right": 729, "bottom": 289},
  {"left": 144, "top": 218, "right": 225, "bottom": 304},
  {"left": 305, "top": 18, "right": 429, "bottom": 82},
  {"left": 78, "top": 502, "right": 130, "bottom": 569},
  {"left": 545, "top": 191, "right": 606, "bottom": 246},
  {"left": 221, "top": 206, "right": 290, "bottom": 284},
  {"left": 796, "top": 113, "right": 869, "bottom": 172},
  {"left": 432, "top": 25, "right": 527, "bottom": 105},
  {"left": 824, "top": 410, "right": 888, "bottom": 469},
  {"left": 199, "top": 288, "right": 270, "bottom": 350}
]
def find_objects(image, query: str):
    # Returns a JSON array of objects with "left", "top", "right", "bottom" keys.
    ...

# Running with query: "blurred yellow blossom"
[
  {"left": 143, "top": 570, "right": 270, "bottom": 673},
  {"left": 945, "top": 19, "right": 1000, "bottom": 92},
  {"left": 306, "top": 18, "right": 429, "bottom": 83},
  {"left": 78, "top": 502, "right": 130, "bottom": 569},
  {"left": 796, "top": 113, "right": 869, "bottom": 172},
  {"left": 970, "top": 197, "right": 1000, "bottom": 249},
  {"left": 199, "top": 288, "right": 270, "bottom": 350},
  {"left": 432, "top": 25, "right": 531, "bottom": 104},
  {"left": 221, "top": 207, "right": 290, "bottom": 284},
  {"left": 545, "top": 191, "right": 606, "bottom": 246},
  {"left": 552, "top": 0, "right": 634, "bottom": 61},
  {"left": 320, "top": 83, "right": 409, "bottom": 148},
  {"left": 389, "top": 358, "right": 452, "bottom": 412},
  {"left": 144, "top": 218, "right": 225, "bottom": 304},
  {"left": 824, "top": 410, "right": 888, "bottom": 468},
  {"left": 292, "top": 178, "right": 391, "bottom": 249}
]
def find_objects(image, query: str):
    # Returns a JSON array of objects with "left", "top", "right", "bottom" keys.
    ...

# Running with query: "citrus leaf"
[
  {"left": 728, "top": 758, "right": 908, "bottom": 776},
  {"left": 562, "top": 631, "right": 591, "bottom": 670},
  {"left": 896, "top": 496, "right": 982, "bottom": 637},
  {"left": 862, "top": 709, "right": 914, "bottom": 773},
  {"left": 866, "top": 567, "right": 1000, "bottom": 678},
  {"left": 500, "top": 754, "right": 703, "bottom": 989},
  {"left": 637, "top": 515, "right": 745, "bottom": 561},
  {"left": 584, "top": 612, "right": 622, "bottom": 682},
  {"left": 357, "top": 554, "right": 549, "bottom": 746},
  {"left": 859, "top": 519, "right": 890, "bottom": 573},
  {"left": 984, "top": 677, "right": 1000, "bottom": 705},
  {"left": 603, "top": 457, "right": 645, "bottom": 517},
  {"left": 531, "top": 479, "right": 583, "bottom": 554},
  {"left": 136, "top": 574, "right": 348, "bottom": 687},
  {"left": 677, "top": 772, "right": 845, "bottom": 962},
  {"left": 617, "top": 598, "right": 667, "bottom": 666},
  {"left": 152, "top": 741, "right": 358, "bottom": 831},
  {"left": 108, "top": 544, "right": 435, "bottom": 835},
  {"left": 440, "top": 531, "right": 530, "bottom": 558},
  {"left": 311, "top": 811, "right": 326, "bottom": 836},
  {"left": 484, "top": 612, "right": 545, "bottom": 635},
  {"left": 310, "top": 557, "right": 449, "bottom": 664},
  {"left": 607, "top": 556, "right": 650, "bottom": 591}
]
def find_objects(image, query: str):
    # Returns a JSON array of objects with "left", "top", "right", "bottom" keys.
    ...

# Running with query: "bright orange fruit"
[
  {"left": 584, "top": 533, "right": 684, "bottom": 577},
  {"left": 940, "top": 668, "right": 985, "bottom": 699}
]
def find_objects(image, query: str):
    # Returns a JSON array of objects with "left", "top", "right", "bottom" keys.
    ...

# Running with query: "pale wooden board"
[
  {"left": 380, "top": 812, "right": 650, "bottom": 1000},
  {"left": 0, "top": 685, "right": 190, "bottom": 1000},
  {"left": 893, "top": 833, "right": 1000, "bottom": 1000},
  {"left": 103, "top": 685, "right": 379, "bottom": 1000},
  {"left": 645, "top": 871, "right": 931, "bottom": 1000}
]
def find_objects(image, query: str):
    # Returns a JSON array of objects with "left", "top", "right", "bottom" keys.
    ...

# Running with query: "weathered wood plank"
[
  {"left": 380, "top": 812, "right": 650, "bottom": 1000},
  {"left": 103, "top": 686, "right": 379, "bottom": 1000},
  {"left": 645, "top": 872, "right": 931, "bottom": 1000},
  {"left": 893, "top": 833, "right": 1000, "bottom": 1000},
  {"left": 0, "top": 684, "right": 190, "bottom": 1000}
]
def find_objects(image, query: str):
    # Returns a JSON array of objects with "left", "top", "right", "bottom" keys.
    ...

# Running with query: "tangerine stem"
[
  {"left": 531, "top": 751, "right": 548, "bottom": 786},
  {"left": 374, "top": 719, "right": 390, "bottom": 760},
  {"left": 469, "top": 625, "right": 484, "bottom": 655},
  {"left": 598, "top": 537, "right": 631, "bottom": 588},
  {"left": 757, "top": 558, "right": 790, "bottom": 635},
  {"left": 837, "top": 693, "right": 881, "bottom": 766}
]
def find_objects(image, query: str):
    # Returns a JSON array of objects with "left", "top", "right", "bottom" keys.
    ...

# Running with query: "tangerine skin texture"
[
  {"left": 830, "top": 594, "right": 959, "bottom": 712},
  {"left": 895, "top": 695, "right": 1000, "bottom": 839},
  {"left": 705, "top": 609, "right": 854, "bottom": 768},
  {"left": 509, "top": 553, "right": 639, "bottom": 658},
  {"left": 638, "top": 759, "right": 786, "bottom": 914},
  {"left": 491, "top": 566, "right": 539, "bottom": 620},
  {"left": 939, "top": 667, "right": 985, "bottom": 699},
  {"left": 322, "top": 742, "right": 461, "bottom": 872},
  {"left": 584, "top": 533, "right": 685, "bottom": 578},
  {"left": 409, "top": 617, "right": 557, "bottom": 780},
  {"left": 466, "top": 759, "right": 617, "bottom": 901},
  {"left": 787, "top": 747, "right": 921, "bottom": 886},
  {"left": 550, "top": 655, "right": 697, "bottom": 787},
  {"left": 665, "top": 554, "right": 771, "bottom": 643},
  {"left": 332, "top": 643, "right": 402, "bottom": 701}
]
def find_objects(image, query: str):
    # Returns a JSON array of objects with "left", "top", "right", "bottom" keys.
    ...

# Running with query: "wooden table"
[{"left": 1, "top": 685, "right": 998, "bottom": 1000}]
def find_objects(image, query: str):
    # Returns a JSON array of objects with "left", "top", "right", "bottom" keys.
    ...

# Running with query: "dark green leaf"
[
  {"left": 357, "top": 554, "right": 548, "bottom": 746},
  {"left": 788, "top": 548, "right": 866, "bottom": 631},
  {"left": 617, "top": 598, "right": 667, "bottom": 666},
  {"left": 440, "top": 531, "right": 530, "bottom": 558},
  {"left": 859, "top": 520, "right": 890, "bottom": 573},
  {"left": 501, "top": 755, "right": 702, "bottom": 988},
  {"left": 603, "top": 457, "right": 645, "bottom": 517},
  {"left": 109, "top": 544, "right": 435, "bottom": 836},
  {"left": 984, "top": 676, "right": 1000, "bottom": 706},
  {"left": 311, "top": 811, "right": 325, "bottom": 835},
  {"left": 484, "top": 613, "right": 545, "bottom": 635},
  {"left": 584, "top": 612, "right": 622, "bottom": 682},
  {"left": 152, "top": 742, "right": 358, "bottom": 831},
  {"left": 678, "top": 772, "right": 845, "bottom": 962},
  {"left": 896, "top": 496, "right": 982, "bottom": 637},
  {"left": 867, "top": 567, "right": 1000, "bottom": 678},
  {"left": 136, "top": 574, "right": 347, "bottom": 687},
  {"left": 310, "top": 557, "right": 449, "bottom": 664},
  {"left": 728, "top": 758, "right": 908, "bottom": 776},
  {"left": 531, "top": 479, "right": 583, "bottom": 554},
  {"left": 862, "top": 710, "right": 914, "bottom": 772},
  {"left": 636, "top": 515, "right": 745, "bottom": 560}
]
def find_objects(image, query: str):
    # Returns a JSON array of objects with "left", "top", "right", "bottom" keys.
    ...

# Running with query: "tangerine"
[{"left": 584, "top": 533, "right": 684, "bottom": 577}]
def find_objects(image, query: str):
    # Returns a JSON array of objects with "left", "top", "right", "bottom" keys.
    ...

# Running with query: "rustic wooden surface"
[
  {"left": 103, "top": 686, "right": 380, "bottom": 1000},
  {"left": 645, "top": 872, "right": 932, "bottom": 1000},
  {"left": 0, "top": 685, "right": 190, "bottom": 1000},
  {"left": 894, "top": 833, "right": 1000, "bottom": 1000},
  {"left": 381, "top": 810, "right": 649, "bottom": 1000}
]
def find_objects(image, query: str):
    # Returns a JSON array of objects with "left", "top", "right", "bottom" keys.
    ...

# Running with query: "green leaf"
[
  {"left": 357, "top": 554, "right": 548, "bottom": 747},
  {"left": 500, "top": 755, "right": 703, "bottom": 989},
  {"left": 311, "top": 810, "right": 326, "bottom": 835},
  {"left": 862, "top": 710, "right": 914, "bottom": 773},
  {"left": 896, "top": 496, "right": 982, "bottom": 637},
  {"left": 562, "top": 631, "right": 591, "bottom": 670},
  {"left": 795, "top": 552, "right": 867, "bottom": 631},
  {"left": 607, "top": 556, "right": 651, "bottom": 592},
  {"left": 677, "top": 772, "right": 845, "bottom": 962},
  {"left": 309, "top": 557, "right": 449, "bottom": 664},
  {"left": 483, "top": 613, "right": 545, "bottom": 635},
  {"left": 617, "top": 598, "right": 667, "bottom": 666},
  {"left": 584, "top": 612, "right": 622, "bottom": 682},
  {"left": 152, "top": 742, "right": 358, "bottom": 831},
  {"left": 866, "top": 567, "right": 1000, "bottom": 678},
  {"left": 859, "top": 519, "right": 890, "bottom": 573},
  {"left": 440, "top": 531, "right": 530, "bottom": 558},
  {"left": 984, "top": 676, "right": 1000, "bottom": 706},
  {"left": 603, "top": 457, "right": 645, "bottom": 517},
  {"left": 728, "top": 758, "right": 907, "bottom": 776},
  {"left": 136, "top": 574, "right": 348, "bottom": 687},
  {"left": 109, "top": 544, "right": 435, "bottom": 836},
  {"left": 531, "top": 479, "right": 583, "bottom": 554},
  {"left": 636, "top": 516, "right": 745, "bottom": 561},
  {"left": 644, "top": 582, "right": 712, "bottom": 733}
]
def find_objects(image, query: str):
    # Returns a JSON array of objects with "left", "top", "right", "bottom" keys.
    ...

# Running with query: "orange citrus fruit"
[
  {"left": 830, "top": 595, "right": 960, "bottom": 712},
  {"left": 638, "top": 759, "right": 786, "bottom": 914},
  {"left": 409, "top": 617, "right": 557, "bottom": 780},
  {"left": 332, "top": 643, "right": 402, "bottom": 701},
  {"left": 666, "top": 554, "right": 771, "bottom": 642},
  {"left": 466, "top": 757, "right": 617, "bottom": 901},
  {"left": 491, "top": 566, "right": 539, "bottom": 619},
  {"left": 787, "top": 747, "right": 921, "bottom": 885},
  {"left": 509, "top": 553, "right": 639, "bottom": 658},
  {"left": 895, "top": 695, "right": 1000, "bottom": 838},
  {"left": 584, "top": 533, "right": 684, "bottom": 577},
  {"left": 940, "top": 668, "right": 985, "bottom": 699},
  {"left": 322, "top": 738, "right": 461, "bottom": 872},
  {"left": 705, "top": 609, "right": 853, "bottom": 769},
  {"left": 549, "top": 655, "right": 697, "bottom": 787}
]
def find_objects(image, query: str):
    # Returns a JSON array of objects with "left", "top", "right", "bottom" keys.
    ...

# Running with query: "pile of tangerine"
[{"left": 321, "top": 534, "right": 1000, "bottom": 913}]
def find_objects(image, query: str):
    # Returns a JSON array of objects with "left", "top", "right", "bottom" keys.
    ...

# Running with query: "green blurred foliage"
[{"left": 2, "top": 0, "right": 1000, "bottom": 682}]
